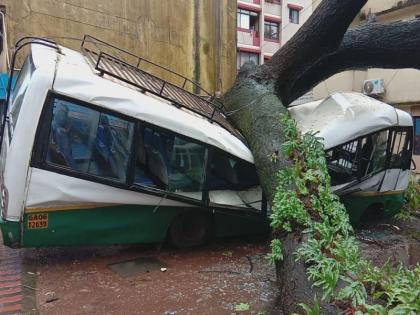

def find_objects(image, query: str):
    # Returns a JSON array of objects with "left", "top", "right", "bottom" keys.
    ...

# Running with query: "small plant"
[
  {"left": 396, "top": 177, "right": 420, "bottom": 220},
  {"left": 295, "top": 297, "right": 321, "bottom": 315},
  {"left": 234, "top": 302, "right": 250, "bottom": 312}
]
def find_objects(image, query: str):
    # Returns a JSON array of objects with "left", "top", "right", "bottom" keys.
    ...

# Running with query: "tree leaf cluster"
[
  {"left": 270, "top": 114, "right": 420, "bottom": 314},
  {"left": 395, "top": 178, "right": 420, "bottom": 221}
]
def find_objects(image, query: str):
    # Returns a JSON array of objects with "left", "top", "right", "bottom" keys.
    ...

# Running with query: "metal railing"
[
  {"left": 0, "top": 37, "right": 61, "bottom": 156},
  {"left": 80, "top": 35, "right": 240, "bottom": 137}
]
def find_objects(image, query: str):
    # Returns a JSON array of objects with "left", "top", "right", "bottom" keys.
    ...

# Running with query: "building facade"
[
  {"left": 313, "top": 0, "right": 420, "bottom": 176},
  {"left": 0, "top": 0, "right": 237, "bottom": 94},
  {"left": 236, "top": 0, "right": 313, "bottom": 69}
]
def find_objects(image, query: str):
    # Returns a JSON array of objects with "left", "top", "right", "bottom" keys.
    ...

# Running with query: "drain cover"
[{"left": 108, "top": 257, "right": 166, "bottom": 277}]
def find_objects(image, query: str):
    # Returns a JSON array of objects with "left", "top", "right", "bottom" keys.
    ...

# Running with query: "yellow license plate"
[{"left": 27, "top": 213, "right": 48, "bottom": 229}]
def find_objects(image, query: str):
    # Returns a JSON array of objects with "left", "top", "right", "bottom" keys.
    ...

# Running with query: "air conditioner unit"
[{"left": 363, "top": 79, "right": 385, "bottom": 96}]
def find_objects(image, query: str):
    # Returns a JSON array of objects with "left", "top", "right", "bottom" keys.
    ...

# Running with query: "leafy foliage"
[
  {"left": 395, "top": 177, "right": 420, "bottom": 220},
  {"left": 234, "top": 303, "right": 251, "bottom": 312},
  {"left": 295, "top": 297, "right": 321, "bottom": 315},
  {"left": 270, "top": 113, "right": 420, "bottom": 314}
]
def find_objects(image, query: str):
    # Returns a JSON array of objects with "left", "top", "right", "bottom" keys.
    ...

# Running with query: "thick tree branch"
[
  {"left": 224, "top": 1, "right": 420, "bottom": 314},
  {"left": 254, "top": 0, "right": 367, "bottom": 99},
  {"left": 225, "top": 0, "right": 371, "bottom": 203},
  {"left": 285, "top": 19, "right": 420, "bottom": 104}
]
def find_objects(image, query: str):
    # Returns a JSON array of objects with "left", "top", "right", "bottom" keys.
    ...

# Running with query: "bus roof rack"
[{"left": 80, "top": 35, "right": 241, "bottom": 138}]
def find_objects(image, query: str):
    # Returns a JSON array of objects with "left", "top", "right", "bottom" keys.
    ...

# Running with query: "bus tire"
[
  {"left": 168, "top": 211, "right": 213, "bottom": 248},
  {"left": 359, "top": 203, "right": 384, "bottom": 223}
]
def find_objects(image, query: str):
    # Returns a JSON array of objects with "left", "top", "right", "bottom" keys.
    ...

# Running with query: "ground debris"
[{"left": 45, "top": 291, "right": 59, "bottom": 303}]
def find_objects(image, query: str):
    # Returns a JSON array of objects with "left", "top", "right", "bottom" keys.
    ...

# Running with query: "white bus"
[
  {"left": 0, "top": 36, "right": 268, "bottom": 248},
  {"left": 0, "top": 36, "right": 413, "bottom": 249},
  {"left": 290, "top": 92, "right": 413, "bottom": 223}
]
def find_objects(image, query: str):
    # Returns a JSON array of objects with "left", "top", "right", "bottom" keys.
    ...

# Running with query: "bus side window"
[
  {"left": 326, "top": 140, "right": 359, "bottom": 186},
  {"left": 133, "top": 126, "right": 207, "bottom": 195},
  {"left": 389, "top": 129, "right": 411, "bottom": 170},
  {"left": 359, "top": 136, "right": 373, "bottom": 178},
  {"left": 206, "top": 150, "right": 258, "bottom": 191},
  {"left": 89, "top": 113, "right": 134, "bottom": 181},
  {"left": 46, "top": 98, "right": 134, "bottom": 182},
  {"left": 369, "top": 130, "right": 389, "bottom": 173}
]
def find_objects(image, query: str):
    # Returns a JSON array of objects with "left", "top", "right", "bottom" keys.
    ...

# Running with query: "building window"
[
  {"left": 415, "top": 117, "right": 420, "bottom": 155},
  {"left": 237, "top": 9, "right": 259, "bottom": 31},
  {"left": 237, "top": 51, "right": 260, "bottom": 69},
  {"left": 289, "top": 8, "right": 300, "bottom": 24},
  {"left": 265, "top": 0, "right": 282, "bottom": 4},
  {"left": 264, "top": 21, "right": 280, "bottom": 40}
]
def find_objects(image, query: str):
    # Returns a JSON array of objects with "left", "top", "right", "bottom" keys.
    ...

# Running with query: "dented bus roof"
[
  {"left": 31, "top": 45, "right": 412, "bottom": 161},
  {"left": 288, "top": 92, "right": 413, "bottom": 150},
  {"left": 30, "top": 44, "right": 255, "bottom": 163}
]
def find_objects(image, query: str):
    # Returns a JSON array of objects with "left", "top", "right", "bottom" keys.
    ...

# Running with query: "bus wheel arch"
[
  {"left": 167, "top": 210, "right": 214, "bottom": 248},
  {"left": 358, "top": 202, "right": 385, "bottom": 223}
]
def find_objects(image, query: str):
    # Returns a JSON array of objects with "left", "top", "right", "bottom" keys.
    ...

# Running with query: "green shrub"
[{"left": 271, "top": 114, "right": 420, "bottom": 314}]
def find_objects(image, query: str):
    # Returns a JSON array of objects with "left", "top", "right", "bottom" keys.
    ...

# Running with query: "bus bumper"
[{"left": 0, "top": 218, "right": 21, "bottom": 248}]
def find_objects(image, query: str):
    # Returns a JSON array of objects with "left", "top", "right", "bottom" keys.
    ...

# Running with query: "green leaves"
[
  {"left": 395, "top": 177, "right": 420, "bottom": 221},
  {"left": 337, "top": 277, "right": 367, "bottom": 306},
  {"left": 268, "top": 238, "right": 284, "bottom": 263},
  {"left": 271, "top": 113, "right": 420, "bottom": 314},
  {"left": 234, "top": 303, "right": 250, "bottom": 311},
  {"left": 297, "top": 297, "right": 321, "bottom": 315}
]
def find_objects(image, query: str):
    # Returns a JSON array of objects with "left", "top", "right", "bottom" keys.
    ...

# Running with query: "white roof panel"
[
  {"left": 289, "top": 92, "right": 413, "bottom": 150},
  {"left": 31, "top": 44, "right": 254, "bottom": 163}
]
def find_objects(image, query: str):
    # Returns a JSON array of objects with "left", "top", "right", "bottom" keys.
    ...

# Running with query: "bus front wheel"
[{"left": 168, "top": 211, "right": 213, "bottom": 248}]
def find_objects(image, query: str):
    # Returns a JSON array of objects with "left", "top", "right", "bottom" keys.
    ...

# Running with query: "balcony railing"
[
  {"left": 239, "top": 0, "right": 261, "bottom": 5},
  {"left": 237, "top": 29, "right": 261, "bottom": 47}
]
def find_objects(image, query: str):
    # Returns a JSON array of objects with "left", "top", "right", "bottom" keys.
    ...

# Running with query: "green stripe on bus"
[
  {"left": 19, "top": 205, "right": 269, "bottom": 248},
  {"left": 341, "top": 191, "right": 405, "bottom": 225}
]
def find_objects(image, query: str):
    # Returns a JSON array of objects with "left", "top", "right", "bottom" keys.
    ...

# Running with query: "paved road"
[
  {"left": 0, "top": 235, "right": 38, "bottom": 315},
  {"left": 0, "top": 236, "right": 281, "bottom": 315},
  {"left": 0, "top": 239, "right": 24, "bottom": 314}
]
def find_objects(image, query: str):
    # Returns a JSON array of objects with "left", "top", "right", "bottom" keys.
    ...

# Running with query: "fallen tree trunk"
[{"left": 223, "top": 0, "right": 420, "bottom": 313}]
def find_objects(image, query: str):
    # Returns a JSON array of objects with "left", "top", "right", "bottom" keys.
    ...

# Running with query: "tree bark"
[
  {"left": 224, "top": 65, "right": 288, "bottom": 203},
  {"left": 254, "top": 0, "right": 368, "bottom": 105},
  {"left": 222, "top": 0, "right": 420, "bottom": 313}
]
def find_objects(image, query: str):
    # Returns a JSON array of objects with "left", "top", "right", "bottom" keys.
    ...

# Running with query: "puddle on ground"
[{"left": 108, "top": 257, "right": 166, "bottom": 277}]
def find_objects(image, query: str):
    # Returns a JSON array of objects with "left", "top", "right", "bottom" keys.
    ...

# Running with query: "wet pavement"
[
  {"left": 0, "top": 238, "right": 37, "bottom": 315},
  {"left": 356, "top": 215, "right": 420, "bottom": 267},
  {"left": 0, "top": 216, "right": 418, "bottom": 315},
  {"left": 5, "top": 235, "right": 280, "bottom": 315}
]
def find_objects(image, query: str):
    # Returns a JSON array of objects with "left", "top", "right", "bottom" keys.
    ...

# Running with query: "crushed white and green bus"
[
  {"left": 0, "top": 37, "right": 269, "bottom": 248},
  {"left": 290, "top": 92, "right": 414, "bottom": 224},
  {"left": 0, "top": 36, "right": 414, "bottom": 248}
]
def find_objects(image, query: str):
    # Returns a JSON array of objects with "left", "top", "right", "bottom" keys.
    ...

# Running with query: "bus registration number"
[{"left": 28, "top": 213, "right": 48, "bottom": 229}]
